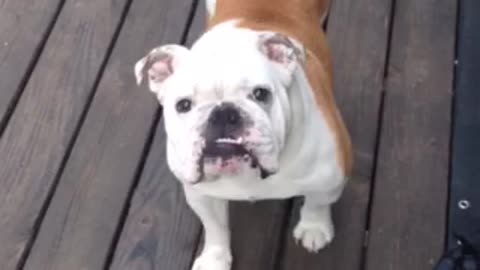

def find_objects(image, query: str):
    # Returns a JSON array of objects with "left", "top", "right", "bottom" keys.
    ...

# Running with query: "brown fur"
[{"left": 206, "top": 0, "right": 352, "bottom": 175}]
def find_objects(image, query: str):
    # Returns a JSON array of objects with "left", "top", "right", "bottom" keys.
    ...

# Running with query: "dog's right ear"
[
  {"left": 135, "top": 45, "right": 190, "bottom": 101},
  {"left": 259, "top": 33, "right": 305, "bottom": 73}
]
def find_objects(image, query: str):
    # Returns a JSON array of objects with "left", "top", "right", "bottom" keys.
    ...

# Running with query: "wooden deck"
[{"left": 0, "top": 0, "right": 459, "bottom": 269}]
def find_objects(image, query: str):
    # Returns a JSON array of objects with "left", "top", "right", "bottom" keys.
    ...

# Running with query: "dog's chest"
[{"left": 189, "top": 170, "right": 322, "bottom": 201}]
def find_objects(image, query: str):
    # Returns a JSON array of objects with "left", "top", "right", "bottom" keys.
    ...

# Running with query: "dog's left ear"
[
  {"left": 259, "top": 33, "right": 305, "bottom": 75},
  {"left": 135, "top": 45, "right": 190, "bottom": 101}
]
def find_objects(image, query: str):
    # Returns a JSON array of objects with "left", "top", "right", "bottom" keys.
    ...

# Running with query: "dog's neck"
[{"left": 278, "top": 64, "right": 338, "bottom": 170}]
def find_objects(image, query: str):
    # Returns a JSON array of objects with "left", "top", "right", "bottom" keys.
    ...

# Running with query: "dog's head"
[{"left": 135, "top": 27, "right": 304, "bottom": 184}]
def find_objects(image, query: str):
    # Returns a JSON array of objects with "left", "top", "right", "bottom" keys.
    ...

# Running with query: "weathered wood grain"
[
  {"left": 365, "top": 0, "right": 457, "bottom": 269},
  {"left": 279, "top": 0, "right": 394, "bottom": 269},
  {"left": 0, "top": 0, "right": 130, "bottom": 269},
  {"left": 229, "top": 201, "right": 290, "bottom": 270},
  {"left": 0, "top": 0, "right": 64, "bottom": 131},
  {"left": 21, "top": 0, "right": 196, "bottom": 270},
  {"left": 186, "top": 0, "right": 207, "bottom": 46}
]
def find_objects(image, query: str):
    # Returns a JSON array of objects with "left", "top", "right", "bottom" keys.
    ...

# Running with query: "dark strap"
[
  {"left": 438, "top": 0, "right": 480, "bottom": 269},
  {"left": 434, "top": 235, "right": 480, "bottom": 270}
]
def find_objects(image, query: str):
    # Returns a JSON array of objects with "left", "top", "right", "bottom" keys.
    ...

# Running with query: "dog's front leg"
[
  {"left": 294, "top": 193, "right": 335, "bottom": 253},
  {"left": 184, "top": 186, "right": 231, "bottom": 270}
]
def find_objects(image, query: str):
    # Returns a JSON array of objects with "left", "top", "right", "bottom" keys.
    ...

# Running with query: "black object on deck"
[{"left": 435, "top": 0, "right": 480, "bottom": 269}]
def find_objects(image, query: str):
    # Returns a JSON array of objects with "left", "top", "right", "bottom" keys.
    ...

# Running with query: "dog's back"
[
  {"left": 207, "top": 0, "right": 330, "bottom": 50},
  {"left": 208, "top": 0, "right": 329, "bottom": 23}
]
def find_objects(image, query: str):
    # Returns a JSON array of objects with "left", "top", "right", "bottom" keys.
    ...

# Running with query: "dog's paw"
[
  {"left": 192, "top": 247, "right": 232, "bottom": 270},
  {"left": 293, "top": 219, "right": 334, "bottom": 253}
]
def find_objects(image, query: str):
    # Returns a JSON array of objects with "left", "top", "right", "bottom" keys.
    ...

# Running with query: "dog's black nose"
[
  {"left": 208, "top": 102, "right": 242, "bottom": 128},
  {"left": 204, "top": 103, "right": 243, "bottom": 141}
]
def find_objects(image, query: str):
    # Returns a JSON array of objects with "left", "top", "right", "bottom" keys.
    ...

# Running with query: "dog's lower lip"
[{"left": 250, "top": 152, "right": 273, "bottom": 180}]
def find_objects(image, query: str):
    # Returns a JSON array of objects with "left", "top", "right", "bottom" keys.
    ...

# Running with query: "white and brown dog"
[{"left": 135, "top": 0, "right": 352, "bottom": 269}]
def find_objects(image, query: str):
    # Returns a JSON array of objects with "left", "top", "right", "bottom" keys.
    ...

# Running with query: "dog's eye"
[
  {"left": 252, "top": 87, "right": 271, "bottom": 103},
  {"left": 176, "top": 98, "right": 192, "bottom": 113}
]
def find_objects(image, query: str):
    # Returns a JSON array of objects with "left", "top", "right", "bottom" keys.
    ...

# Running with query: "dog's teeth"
[{"left": 216, "top": 137, "right": 243, "bottom": 144}]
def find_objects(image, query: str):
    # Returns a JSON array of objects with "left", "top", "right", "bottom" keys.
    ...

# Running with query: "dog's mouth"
[{"left": 198, "top": 137, "right": 273, "bottom": 182}]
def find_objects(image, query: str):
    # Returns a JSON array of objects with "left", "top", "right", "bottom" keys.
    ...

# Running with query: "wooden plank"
[
  {"left": 0, "top": 0, "right": 63, "bottom": 131},
  {"left": 448, "top": 0, "right": 480, "bottom": 249},
  {"left": 185, "top": 0, "right": 206, "bottom": 45},
  {"left": 279, "top": 0, "right": 394, "bottom": 269},
  {"left": 22, "top": 0, "right": 196, "bottom": 270},
  {"left": 230, "top": 201, "right": 290, "bottom": 270},
  {"left": 0, "top": 0, "right": 130, "bottom": 268},
  {"left": 109, "top": 5, "right": 205, "bottom": 270},
  {"left": 365, "top": 0, "right": 457, "bottom": 269}
]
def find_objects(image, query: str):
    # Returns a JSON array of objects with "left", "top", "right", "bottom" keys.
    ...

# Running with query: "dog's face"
[{"left": 135, "top": 28, "right": 304, "bottom": 184}]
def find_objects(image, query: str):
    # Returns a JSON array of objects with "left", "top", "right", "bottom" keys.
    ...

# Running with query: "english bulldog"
[{"left": 135, "top": 0, "right": 352, "bottom": 269}]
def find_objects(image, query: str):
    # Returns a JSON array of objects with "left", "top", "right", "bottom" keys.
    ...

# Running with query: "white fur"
[
  {"left": 206, "top": 0, "right": 216, "bottom": 16},
  {"left": 136, "top": 17, "right": 345, "bottom": 270}
]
